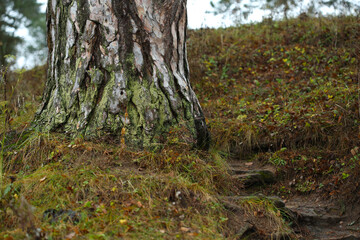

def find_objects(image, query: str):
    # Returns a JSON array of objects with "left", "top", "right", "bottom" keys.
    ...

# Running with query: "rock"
[
  {"left": 43, "top": 209, "right": 80, "bottom": 224},
  {"left": 329, "top": 235, "right": 360, "bottom": 240},
  {"left": 233, "top": 169, "right": 276, "bottom": 187},
  {"left": 222, "top": 200, "right": 243, "bottom": 213},
  {"left": 220, "top": 195, "right": 292, "bottom": 239},
  {"left": 257, "top": 194, "right": 286, "bottom": 209},
  {"left": 286, "top": 204, "right": 344, "bottom": 226},
  {"left": 270, "top": 231, "right": 293, "bottom": 240},
  {"left": 237, "top": 222, "right": 254, "bottom": 238},
  {"left": 220, "top": 195, "right": 286, "bottom": 210},
  {"left": 285, "top": 199, "right": 360, "bottom": 240},
  {"left": 220, "top": 199, "right": 255, "bottom": 238},
  {"left": 228, "top": 168, "right": 248, "bottom": 175}
]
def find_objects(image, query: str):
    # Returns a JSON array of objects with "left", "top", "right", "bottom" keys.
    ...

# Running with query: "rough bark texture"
[{"left": 35, "top": 0, "right": 209, "bottom": 149}]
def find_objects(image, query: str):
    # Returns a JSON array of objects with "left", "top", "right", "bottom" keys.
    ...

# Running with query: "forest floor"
[{"left": 1, "top": 15, "right": 360, "bottom": 239}]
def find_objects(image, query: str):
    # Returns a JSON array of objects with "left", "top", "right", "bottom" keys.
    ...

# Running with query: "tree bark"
[{"left": 35, "top": 0, "right": 209, "bottom": 149}]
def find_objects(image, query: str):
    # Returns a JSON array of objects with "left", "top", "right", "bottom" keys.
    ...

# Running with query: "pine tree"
[{"left": 35, "top": 0, "right": 210, "bottom": 149}]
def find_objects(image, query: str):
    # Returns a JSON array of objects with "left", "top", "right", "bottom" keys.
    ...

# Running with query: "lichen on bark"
[{"left": 35, "top": 0, "right": 210, "bottom": 149}]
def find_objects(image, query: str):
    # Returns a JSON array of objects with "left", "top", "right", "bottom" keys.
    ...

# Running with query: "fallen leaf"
[
  {"left": 180, "top": 227, "right": 191, "bottom": 233},
  {"left": 188, "top": 232, "right": 199, "bottom": 237},
  {"left": 276, "top": 210, "right": 281, "bottom": 217},
  {"left": 126, "top": 225, "right": 134, "bottom": 232},
  {"left": 135, "top": 201, "right": 143, "bottom": 208},
  {"left": 119, "top": 219, "right": 127, "bottom": 225},
  {"left": 351, "top": 147, "right": 359, "bottom": 156},
  {"left": 67, "top": 186, "right": 74, "bottom": 192},
  {"left": 65, "top": 232, "right": 76, "bottom": 239},
  {"left": 80, "top": 228, "right": 89, "bottom": 234}
]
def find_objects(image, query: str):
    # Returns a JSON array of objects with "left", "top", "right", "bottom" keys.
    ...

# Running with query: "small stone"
[
  {"left": 234, "top": 169, "right": 276, "bottom": 187},
  {"left": 43, "top": 209, "right": 80, "bottom": 224}
]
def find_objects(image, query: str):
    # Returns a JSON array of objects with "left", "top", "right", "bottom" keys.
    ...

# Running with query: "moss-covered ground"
[{"left": 1, "top": 15, "right": 359, "bottom": 239}]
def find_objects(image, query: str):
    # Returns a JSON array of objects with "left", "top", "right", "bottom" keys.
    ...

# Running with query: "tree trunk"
[{"left": 35, "top": 0, "right": 209, "bottom": 149}]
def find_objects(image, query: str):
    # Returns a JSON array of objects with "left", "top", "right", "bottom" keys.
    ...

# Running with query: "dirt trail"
[{"left": 225, "top": 160, "right": 360, "bottom": 240}]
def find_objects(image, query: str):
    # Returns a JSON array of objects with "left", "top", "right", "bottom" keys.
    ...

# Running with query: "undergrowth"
[
  {"left": 188, "top": 15, "right": 360, "bottom": 202},
  {"left": 0, "top": 131, "right": 232, "bottom": 239},
  {"left": 189, "top": 15, "right": 359, "bottom": 155}
]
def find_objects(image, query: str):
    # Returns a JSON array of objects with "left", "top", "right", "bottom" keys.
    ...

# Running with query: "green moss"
[
  {"left": 125, "top": 74, "right": 184, "bottom": 148},
  {"left": 88, "top": 68, "right": 103, "bottom": 85},
  {"left": 125, "top": 54, "right": 136, "bottom": 73}
]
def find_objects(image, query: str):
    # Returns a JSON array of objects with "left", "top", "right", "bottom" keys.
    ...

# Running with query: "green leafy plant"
[{"left": 269, "top": 148, "right": 287, "bottom": 166}]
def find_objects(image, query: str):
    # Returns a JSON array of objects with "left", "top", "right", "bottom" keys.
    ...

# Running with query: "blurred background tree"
[
  {"left": 210, "top": 0, "right": 359, "bottom": 23},
  {"left": 210, "top": 0, "right": 258, "bottom": 23},
  {"left": 263, "top": 0, "right": 298, "bottom": 20},
  {"left": 0, "top": 0, "right": 46, "bottom": 66}
]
